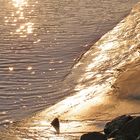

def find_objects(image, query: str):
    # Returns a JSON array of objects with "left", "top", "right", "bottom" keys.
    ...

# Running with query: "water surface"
[{"left": 0, "top": 0, "right": 139, "bottom": 126}]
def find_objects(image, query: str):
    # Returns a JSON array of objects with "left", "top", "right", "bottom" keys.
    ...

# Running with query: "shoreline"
[
  {"left": 10, "top": 59, "right": 139, "bottom": 138},
  {"left": 0, "top": 2, "right": 140, "bottom": 139},
  {"left": 1, "top": 58, "right": 139, "bottom": 140}
]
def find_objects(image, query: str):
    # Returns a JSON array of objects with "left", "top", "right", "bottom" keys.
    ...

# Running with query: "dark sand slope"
[
  {"left": 1, "top": 2, "right": 140, "bottom": 140},
  {"left": 114, "top": 60, "right": 140, "bottom": 100}
]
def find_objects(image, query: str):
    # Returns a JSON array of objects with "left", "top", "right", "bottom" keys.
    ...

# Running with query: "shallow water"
[{"left": 0, "top": 0, "right": 139, "bottom": 126}]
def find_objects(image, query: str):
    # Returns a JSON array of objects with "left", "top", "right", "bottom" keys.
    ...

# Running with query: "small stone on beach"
[{"left": 51, "top": 118, "right": 60, "bottom": 134}]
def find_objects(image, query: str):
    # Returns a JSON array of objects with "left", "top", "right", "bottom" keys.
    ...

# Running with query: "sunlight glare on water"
[
  {"left": 6, "top": 0, "right": 36, "bottom": 38},
  {"left": 12, "top": 0, "right": 28, "bottom": 8}
]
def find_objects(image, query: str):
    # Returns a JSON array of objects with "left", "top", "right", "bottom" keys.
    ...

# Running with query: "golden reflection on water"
[
  {"left": 5, "top": 0, "right": 37, "bottom": 38},
  {"left": 15, "top": 22, "right": 34, "bottom": 37},
  {"left": 9, "top": 67, "right": 14, "bottom": 71},
  {"left": 27, "top": 66, "right": 32, "bottom": 71},
  {"left": 12, "top": 0, "right": 28, "bottom": 8},
  {"left": 4, "top": 0, "right": 41, "bottom": 75}
]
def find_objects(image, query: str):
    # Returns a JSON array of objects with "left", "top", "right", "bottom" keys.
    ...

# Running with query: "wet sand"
[
  {"left": 16, "top": 59, "right": 139, "bottom": 140},
  {"left": 37, "top": 60, "right": 140, "bottom": 122}
]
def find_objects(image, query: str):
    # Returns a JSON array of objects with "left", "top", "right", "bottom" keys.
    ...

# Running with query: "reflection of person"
[{"left": 51, "top": 118, "right": 60, "bottom": 134}]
